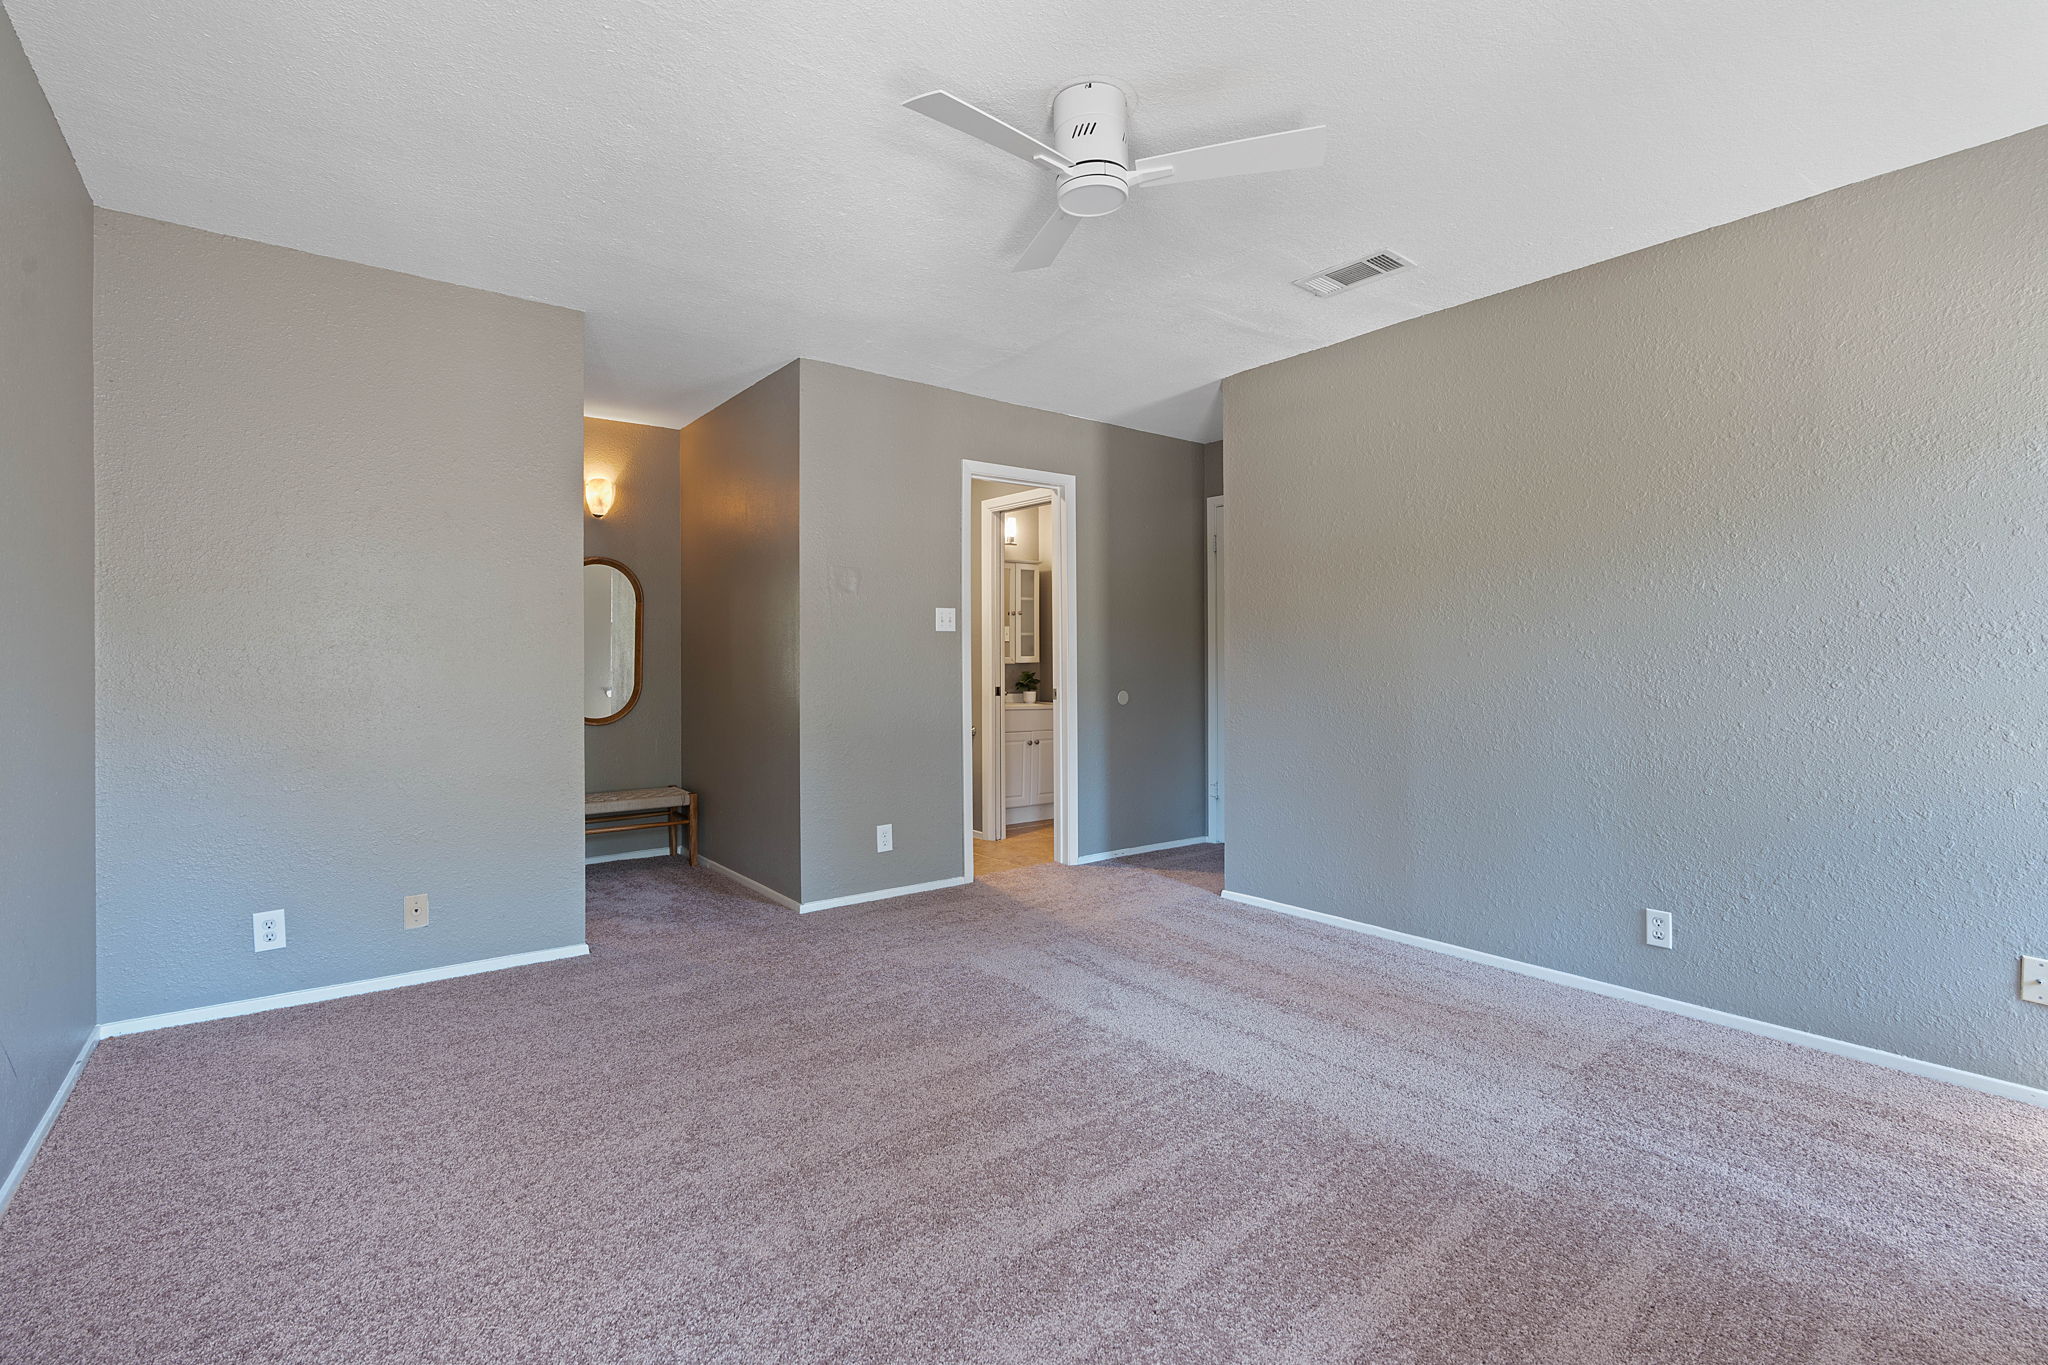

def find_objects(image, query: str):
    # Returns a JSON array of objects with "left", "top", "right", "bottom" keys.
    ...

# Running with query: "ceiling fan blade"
[
  {"left": 1134, "top": 125, "right": 1327, "bottom": 186},
  {"left": 1013, "top": 211, "right": 1081, "bottom": 271},
  {"left": 904, "top": 91, "right": 1070, "bottom": 169}
]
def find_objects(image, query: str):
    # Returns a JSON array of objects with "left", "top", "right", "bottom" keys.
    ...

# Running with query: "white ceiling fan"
[{"left": 904, "top": 81, "right": 1328, "bottom": 271}]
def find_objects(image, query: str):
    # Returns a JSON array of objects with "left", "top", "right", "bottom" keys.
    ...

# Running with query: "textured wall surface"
[
  {"left": 1201, "top": 441, "right": 1223, "bottom": 499},
  {"left": 583, "top": 417, "right": 683, "bottom": 860},
  {"left": 677, "top": 364, "right": 802, "bottom": 898},
  {"left": 94, "top": 212, "right": 586, "bottom": 1022},
  {"left": 799, "top": 362, "right": 1208, "bottom": 902},
  {"left": 0, "top": 5, "right": 94, "bottom": 1186},
  {"left": 1224, "top": 125, "right": 2048, "bottom": 1088}
]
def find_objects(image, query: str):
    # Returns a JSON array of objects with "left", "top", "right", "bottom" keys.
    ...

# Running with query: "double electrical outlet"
[
  {"left": 252, "top": 910, "right": 286, "bottom": 952},
  {"left": 251, "top": 894, "right": 429, "bottom": 951}
]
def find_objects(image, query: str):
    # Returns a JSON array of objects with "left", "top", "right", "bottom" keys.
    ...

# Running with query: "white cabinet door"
[
  {"left": 1005, "top": 734, "right": 1051, "bottom": 809},
  {"left": 1003, "top": 736, "right": 1032, "bottom": 805},
  {"left": 1004, "top": 565, "right": 1040, "bottom": 664}
]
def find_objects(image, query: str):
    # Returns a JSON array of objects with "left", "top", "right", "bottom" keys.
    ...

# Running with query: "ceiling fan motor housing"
[{"left": 1052, "top": 82, "right": 1131, "bottom": 217}]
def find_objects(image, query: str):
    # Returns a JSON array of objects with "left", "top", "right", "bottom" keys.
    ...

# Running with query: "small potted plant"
[{"left": 1012, "top": 671, "right": 1040, "bottom": 704}]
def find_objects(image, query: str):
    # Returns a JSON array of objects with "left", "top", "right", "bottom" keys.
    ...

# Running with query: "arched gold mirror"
[{"left": 583, "top": 557, "right": 642, "bottom": 724}]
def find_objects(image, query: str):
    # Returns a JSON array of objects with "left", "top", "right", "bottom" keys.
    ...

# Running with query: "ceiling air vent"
[{"left": 1295, "top": 252, "right": 1411, "bottom": 297}]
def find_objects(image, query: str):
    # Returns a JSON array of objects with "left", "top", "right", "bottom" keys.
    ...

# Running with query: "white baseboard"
[
  {"left": 0, "top": 1033, "right": 97, "bottom": 1220},
  {"left": 583, "top": 846, "right": 677, "bottom": 865},
  {"left": 1076, "top": 835, "right": 1216, "bottom": 865},
  {"left": 800, "top": 875, "right": 972, "bottom": 914},
  {"left": 698, "top": 856, "right": 802, "bottom": 911},
  {"left": 1221, "top": 888, "right": 2048, "bottom": 1110},
  {"left": 95, "top": 943, "right": 590, "bottom": 1040},
  {"left": 699, "top": 857, "right": 968, "bottom": 916}
]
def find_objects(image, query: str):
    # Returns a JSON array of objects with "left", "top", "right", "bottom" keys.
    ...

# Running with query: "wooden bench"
[{"left": 585, "top": 787, "right": 697, "bottom": 864}]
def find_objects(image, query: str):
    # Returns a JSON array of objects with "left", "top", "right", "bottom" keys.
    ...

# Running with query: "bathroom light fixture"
[
  {"left": 585, "top": 476, "right": 617, "bottom": 519},
  {"left": 1004, "top": 514, "right": 1018, "bottom": 545}
]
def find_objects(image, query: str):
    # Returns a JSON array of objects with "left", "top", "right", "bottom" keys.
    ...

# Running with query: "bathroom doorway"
[{"left": 960, "top": 463, "right": 1078, "bottom": 876}]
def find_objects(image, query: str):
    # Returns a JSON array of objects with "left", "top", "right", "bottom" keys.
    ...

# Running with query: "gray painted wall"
[
  {"left": 1222, "top": 126, "right": 2048, "bottom": 1089},
  {"left": 94, "top": 211, "right": 587, "bottom": 1022},
  {"left": 678, "top": 363, "right": 802, "bottom": 898},
  {"left": 584, "top": 417, "right": 683, "bottom": 860},
  {"left": 1202, "top": 441, "right": 1223, "bottom": 499},
  {"left": 0, "top": 6, "right": 94, "bottom": 1184},
  {"left": 798, "top": 361, "right": 1207, "bottom": 902}
]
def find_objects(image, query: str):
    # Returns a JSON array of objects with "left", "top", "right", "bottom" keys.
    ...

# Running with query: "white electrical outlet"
[
  {"left": 934, "top": 607, "right": 956, "bottom": 632},
  {"left": 253, "top": 910, "right": 286, "bottom": 952},
  {"left": 404, "top": 893, "right": 429, "bottom": 930},
  {"left": 2022, "top": 956, "right": 2048, "bottom": 1006},
  {"left": 876, "top": 823, "right": 893, "bottom": 852},
  {"left": 1644, "top": 908, "right": 1674, "bottom": 949}
]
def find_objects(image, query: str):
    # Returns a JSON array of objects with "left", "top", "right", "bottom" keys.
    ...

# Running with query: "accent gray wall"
[
  {"left": 798, "top": 360, "right": 1207, "bottom": 902},
  {"left": 93, "top": 211, "right": 587, "bottom": 1022},
  {"left": 1202, "top": 441, "right": 1223, "bottom": 499},
  {"left": 1222, "top": 125, "right": 2048, "bottom": 1089},
  {"left": 0, "top": 4, "right": 94, "bottom": 1190},
  {"left": 584, "top": 416, "right": 683, "bottom": 860},
  {"left": 678, "top": 363, "right": 802, "bottom": 898}
]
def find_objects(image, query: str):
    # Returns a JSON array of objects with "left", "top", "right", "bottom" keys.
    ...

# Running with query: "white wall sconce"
[
  {"left": 1004, "top": 513, "right": 1019, "bottom": 545},
  {"left": 585, "top": 476, "right": 617, "bottom": 520}
]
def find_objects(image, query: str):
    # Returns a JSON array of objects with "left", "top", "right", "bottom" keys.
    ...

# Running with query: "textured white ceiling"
[{"left": 13, "top": 1, "right": 2047, "bottom": 441}]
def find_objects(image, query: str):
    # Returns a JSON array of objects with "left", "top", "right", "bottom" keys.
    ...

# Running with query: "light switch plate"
[
  {"left": 935, "top": 607, "right": 956, "bottom": 632},
  {"left": 2022, "top": 956, "right": 2048, "bottom": 1005}
]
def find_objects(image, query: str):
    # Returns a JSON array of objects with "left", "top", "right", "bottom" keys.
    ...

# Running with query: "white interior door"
[
  {"left": 1208, "top": 496, "right": 1226, "bottom": 842},
  {"left": 979, "top": 500, "right": 1008, "bottom": 842}
]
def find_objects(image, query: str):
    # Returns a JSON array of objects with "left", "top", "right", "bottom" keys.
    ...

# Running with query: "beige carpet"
[
  {"left": 3, "top": 848, "right": 2044, "bottom": 1363},
  {"left": 1102, "top": 839, "right": 1226, "bottom": 894}
]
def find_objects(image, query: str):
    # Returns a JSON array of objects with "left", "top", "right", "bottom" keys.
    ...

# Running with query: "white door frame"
[
  {"left": 977, "top": 487, "right": 1053, "bottom": 844},
  {"left": 961, "top": 463, "right": 1079, "bottom": 870},
  {"left": 1207, "top": 495, "right": 1225, "bottom": 842}
]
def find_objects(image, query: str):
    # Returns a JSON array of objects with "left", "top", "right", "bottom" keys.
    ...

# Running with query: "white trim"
[
  {"left": 1205, "top": 495, "right": 1225, "bottom": 843},
  {"left": 698, "top": 856, "right": 802, "bottom": 911},
  {"left": 95, "top": 944, "right": 590, "bottom": 1039},
  {"left": 1075, "top": 835, "right": 1217, "bottom": 864},
  {"left": 583, "top": 846, "right": 675, "bottom": 865},
  {"left": 961, "top": 462, "right": 1081, "bottom": 872},
  {"left": 799, "top": 875, "right": 972, "bottom": 914},
  {"left": 0, "top": 1034, "right": 97, "bottom": 1219},
  {"left": 1220, "top": 888, "right": 2048, "bottom": 1110}
]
